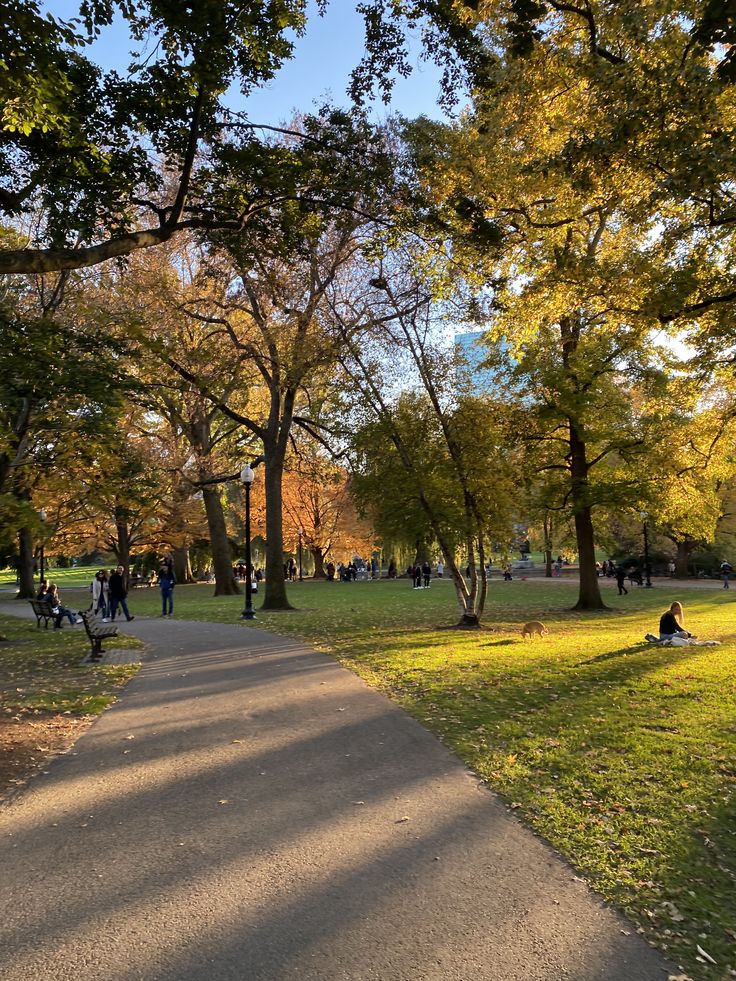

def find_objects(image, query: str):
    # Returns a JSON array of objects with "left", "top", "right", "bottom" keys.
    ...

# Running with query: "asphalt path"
[{"left": 0, "top": 604, "right": 676, "bottom": 980}]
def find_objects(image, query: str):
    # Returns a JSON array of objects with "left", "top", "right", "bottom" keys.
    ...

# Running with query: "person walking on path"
[
  {"left": 108, "top": 565, "right": 135, "bottom": 622},
  {"left": 615, "top": 565, "right": 629, "bottom": 596},
  {"left": 91, "top": 570, "right": 110, "bottom": 620},
  {"left": 721, "top": 559, "right": 732, "bottom": 589},
  {"left": 158, "top": 565, "right": 176, "bottom": 617},
  {"left": 422, "top": 560, "right": 431, "bottom": 588}
]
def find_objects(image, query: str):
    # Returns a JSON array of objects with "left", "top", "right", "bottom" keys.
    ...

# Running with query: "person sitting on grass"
[{"left": 658, "top": 601, "right": 693, "bottom": 641}]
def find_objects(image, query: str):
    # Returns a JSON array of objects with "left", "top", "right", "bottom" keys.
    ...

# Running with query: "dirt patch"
[{"left": 0, "top": 709, "right": 93, "bottom": 803}]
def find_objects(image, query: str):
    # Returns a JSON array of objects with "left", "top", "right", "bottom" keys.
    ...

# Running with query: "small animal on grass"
[{"left": 521, "top": 620, "right": 548, "bottom": 640}]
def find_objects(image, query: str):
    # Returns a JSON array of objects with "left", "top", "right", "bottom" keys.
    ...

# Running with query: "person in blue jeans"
[
  {"left": 109, "top": 566, "right": 135, "bottom": 622},
  {"left": 721, "top": 560, "right": 732, "bottom": 589},
  {"left": 158, "top": 565, "right": 176, "bottom": 616}
]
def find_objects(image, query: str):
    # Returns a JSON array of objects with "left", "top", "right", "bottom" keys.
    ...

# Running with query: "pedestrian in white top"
[{"left": 91, "top": 570, "right": 110, "bottom": 620}]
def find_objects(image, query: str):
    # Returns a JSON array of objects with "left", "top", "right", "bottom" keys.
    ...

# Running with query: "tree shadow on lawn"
[{"left": 575, "top": 642, "right": 653, "bottom": 666}]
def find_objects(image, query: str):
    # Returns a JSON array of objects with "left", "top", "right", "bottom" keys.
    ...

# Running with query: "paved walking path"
[{"left": 0, "top": 604, "right": 675, "bottom": 980}]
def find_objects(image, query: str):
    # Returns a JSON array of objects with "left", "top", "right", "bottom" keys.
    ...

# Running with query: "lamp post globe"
[{"left": 240, "top": 464, "right": 256, "bottom": 620}]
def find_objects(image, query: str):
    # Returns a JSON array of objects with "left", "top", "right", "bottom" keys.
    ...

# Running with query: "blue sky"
[
  {"left": 241, "top": 3, "right": 448, "bottom": 125},
  {"left": 47, "top": 1, "right": 449, "bottom": 124}
]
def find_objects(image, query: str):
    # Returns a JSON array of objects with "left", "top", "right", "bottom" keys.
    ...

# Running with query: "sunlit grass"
[{"left": 4, "top": 572, "right": 735, "bottom": 975}]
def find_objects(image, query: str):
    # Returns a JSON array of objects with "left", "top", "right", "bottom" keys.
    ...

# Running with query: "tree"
[
  {"left": 0, "top": 271, "right": 132, "bottom": 595},
  {"left": 395, "top": 1, "right": 736, "bottom": 607},
  {"left": 334, "top": 257, "right": 517, "bottom": 625},
  {"left": 1, "top": 2, "right": 479, "bottom": 275},
  {"left": 0, "top": 1, "right": 328, "bottom": 273},
  {"left": 630, "top": 388, "right": 736, "bottom": 576},
  {"left": 133, "top": 207, "right": 375, "bottom": 609},
  {"left": 280, "top": 446, "right": 374, "bottom": 578}
]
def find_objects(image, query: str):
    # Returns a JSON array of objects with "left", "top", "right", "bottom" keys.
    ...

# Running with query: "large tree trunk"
[
  {"left": 675, "top": 539, "right": 694, "bottom": 578},
  {"left": 202, "top": 486, "right": 240, "bottom": 596},
  {"left": 16, "top": 527, "right": 35, "bottom": 599},
  {"left": 172, "top": 546, "right": 193, "bottom": 584},
  {"left": 311, "top": 546, "right": 326, "bottom": 578},
  {"left": 262, "top": 451, "right": 293, "bottom": 610},
  {"left": 569, "top": 423, "right": 607, "bottom": 610},
  {"left": 113, "top": 507, "right": 132, "bottom": 574},
  {"left": 543, "top": 513, "right": 553, "bottom": 577}
]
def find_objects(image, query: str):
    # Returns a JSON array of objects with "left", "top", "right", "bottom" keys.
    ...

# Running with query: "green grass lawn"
[
  {"left": 3, "top": 570, "right": 735, "bottom": 976},
  {"left": 0, "top": 613, "right": 142, "bottom": 715}
]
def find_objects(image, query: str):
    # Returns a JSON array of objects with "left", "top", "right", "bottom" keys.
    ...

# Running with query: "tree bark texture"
[
  {"left": 569, "top": 423, "right": 607, "bottom": 610},
  {"left": 675, "top": 540, "right": 695, "bottom": 578},
  {"left": 16, "top": 527, "right": 35, "bottom": 599},
  {"left": 544, "top": 514, "right": 553, "bottom": 578},
  {"left": 172, "top": 546, "right": 193, "bottom": 584},
  {"left": 202, "top": 486, "right": 240, "bottom": 596},
  {"left": 311, "top": 547, "right": 326, "bottom": 578},
  {"left": 560, "top": 315, "right": 606, "bottom": 611},
  {"left": 262, "top": 454, "right": 293, "bottom": 610}
]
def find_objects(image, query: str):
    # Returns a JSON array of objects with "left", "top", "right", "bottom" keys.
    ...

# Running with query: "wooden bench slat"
[
  {"left": 80, "top": 612, "right": 119, "bottom": 658},
  {"left": 29, "top": 599, "right": 56, "bottom": 628}
]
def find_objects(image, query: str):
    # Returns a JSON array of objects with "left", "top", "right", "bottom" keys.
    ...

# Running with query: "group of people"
[
  {"left": 35, "top": 580, "right": 82, "bottom": 629},
  {"left": 90, "top": 561, "right": 176, "bottom": 619},
  {"left": 89, "top": 566, "right": 136, "bottom": 622},
  {"left": 328, "top": 558, "right": 380, "bottom": 582},
  {"left": 36, "top": 566, "right": 140, "bottom": 628},
  {"left": 409, "top": 561, "right": 432, "bottom": 588},
  {"left": 38, "top": 561, "right": 180, "bottom": 625}
]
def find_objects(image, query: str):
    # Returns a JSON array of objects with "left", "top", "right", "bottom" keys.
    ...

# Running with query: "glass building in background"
[{"left": 454, "top": 330, "right": 502, "bottom": 394}]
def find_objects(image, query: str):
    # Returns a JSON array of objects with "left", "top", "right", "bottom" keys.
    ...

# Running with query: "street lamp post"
[
  {"left": 38, "top": 510, "right": 47, "bottom": 582},
  {"left": 640, "top": 511, "right": 653, "bottom": 588},
  {"left": 298, "top": 527, "right": 303, "bottom": 582},
  {"left": 240, "top": 464, "right": 256, "bottom": 619}
]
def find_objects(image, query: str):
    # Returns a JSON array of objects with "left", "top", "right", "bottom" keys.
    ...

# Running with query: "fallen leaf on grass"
[{"left": 696, "top": 944, "right": 716, "bottom": 965}]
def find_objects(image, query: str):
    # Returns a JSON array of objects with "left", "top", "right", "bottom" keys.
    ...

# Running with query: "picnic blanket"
[{"left": 644, "top": 634, "right": 721, "bottom": 647}]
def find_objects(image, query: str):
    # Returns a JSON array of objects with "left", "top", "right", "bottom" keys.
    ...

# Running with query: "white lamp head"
[{"left": 240, "top": 464, "right": 255, "bottom": 485}]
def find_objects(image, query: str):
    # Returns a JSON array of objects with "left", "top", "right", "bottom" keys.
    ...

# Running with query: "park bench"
[
  {"left": 129, "top": 574, "right": 154, "bottom": 588},
  {"left": 80, "top": 611, "right": 118, "bottom": 659},
  {"left": 29, "top": 599, "right": 56, "bottom": 629}
]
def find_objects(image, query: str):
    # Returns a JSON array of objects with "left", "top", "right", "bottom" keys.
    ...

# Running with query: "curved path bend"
[{"left": 0, "top": 607, "right": 674, "bottom": 980}]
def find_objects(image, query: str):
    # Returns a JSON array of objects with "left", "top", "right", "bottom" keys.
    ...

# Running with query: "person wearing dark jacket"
[
  {"left": 109, "top": 566, "right": 135, "bottom": 622},
  {"left": 46, "top": 582, "right": 80, "bottom": 628},
  {"left": 158, "top": 566, "right": 176, "bottom": 617},
  {"left": 615, "top": 566, "right": 628, "bottom": 596},
  {"left": 658, "top": 601, "right": 691, "bottom": 641}
]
